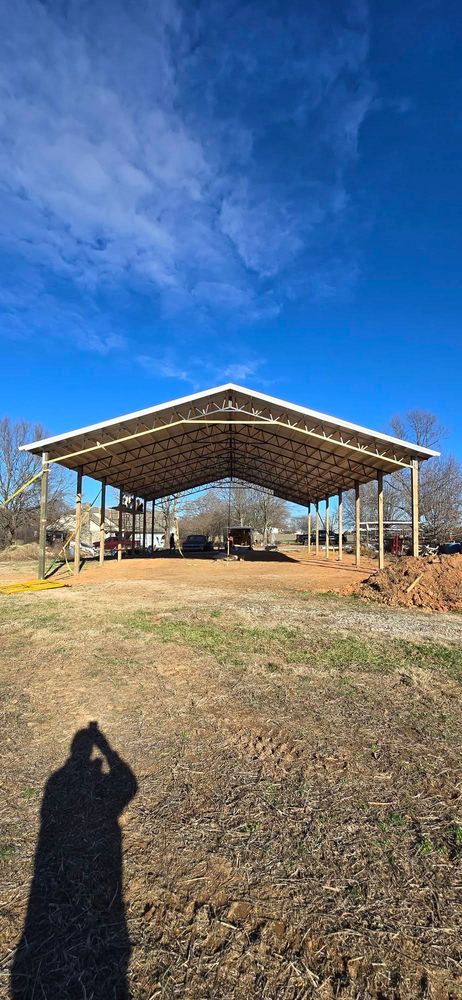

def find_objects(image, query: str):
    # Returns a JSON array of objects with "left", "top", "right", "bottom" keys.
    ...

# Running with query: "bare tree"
[
  {"left": 178, "top": 481, "right": 291, "bottom": 544},
  {"left": 250, "top": 489, "right": 290, "bottom": 543},
  {"left": 342, "top": 411, "right": 461, "bottom": 543},
  {"left": 180, "top": 493, "right": 227, "bottom": 540},
  {"left": 218, "top": 481, "right": 290, "bottom": 539},
  {"left": 388, "top": 410, "right": 461, "bottom": 543},
  {"left": 0, "top": 418, "right": 66, "bottom": 549},
  {"left": 156, "top": 494, "right": 189, "bottom": 547},
  {"left": 343, "top": 480, "right": 398, "bottom": 530},
  {"left": 390, "top": 410, "right": 447, "bottom": 450}
]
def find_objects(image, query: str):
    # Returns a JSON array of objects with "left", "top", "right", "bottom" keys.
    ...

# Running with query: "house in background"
[{"left": 47, "top": 507, "right": 164, "bottom": 548}]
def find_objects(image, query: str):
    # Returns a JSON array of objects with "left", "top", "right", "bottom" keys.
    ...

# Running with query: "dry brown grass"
[
  {"left": 0, "top": 567, "right": 461, "bottom": 999},
  {"left": 0, "top": 543, "right": 42, "bottom": 562}
]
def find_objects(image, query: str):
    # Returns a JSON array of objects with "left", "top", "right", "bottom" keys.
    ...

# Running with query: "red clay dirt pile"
[{"left": 358, "top": 553, "right": 462, "bottom": 611}]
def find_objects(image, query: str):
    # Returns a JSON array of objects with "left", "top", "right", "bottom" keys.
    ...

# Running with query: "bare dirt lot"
[{"left": 1, "top": 555, "right": 461, "bottom": 999}]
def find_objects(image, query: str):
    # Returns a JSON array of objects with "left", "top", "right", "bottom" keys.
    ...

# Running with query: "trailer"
[{"left": 228, "top": 526, "right": 253, "bottom": 549}]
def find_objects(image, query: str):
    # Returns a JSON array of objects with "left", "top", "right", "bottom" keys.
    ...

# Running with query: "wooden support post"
[
  {"left": 411, "top": 460, "right": 419, "bottom": 557},
  {"left": 354, "top": 481, "right": 360, "bottom": 567},
  {"left": 315, "top": 501, "right": 319, "bottom": 556},
  {"left": 151, "top": 500, "right": 155, "bottom": 553},
  {"left": 142, "top": 501, "right": 147, "bottom": 554},
  {"left": 131, "top": 498, "right": 136, "bottom": 555},
  {"left": 38, "top": 451, "right": 49, "bottom": 580},
  {"left": 74, "top": 467, "right": 83, "bottom": 575},
  {"left": 307, "top": 504, "right": 311, "bottom": 556},
  {"left": 377, "top": 472, "right": 384, "bottom": 570},
  {"left": 117, "top": 489, "right": 123, "bottom": 561},
  {"left": 338, "top": 489, "right": 343, "bottom": 562},
  {"left": 99, "top": 478, "right": 106, "bottom": 565},
  {"left": 325, "top": 497, "right": 330, "bottom": 559}
]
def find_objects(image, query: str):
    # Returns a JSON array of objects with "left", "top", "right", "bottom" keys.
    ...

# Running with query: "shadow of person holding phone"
[{"left": 11, "top": 722, "right": 137, "bottom": 999}]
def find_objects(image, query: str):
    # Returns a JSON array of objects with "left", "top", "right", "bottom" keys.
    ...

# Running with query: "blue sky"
[{"left": 1, "top": 0, "right": 461, "bottom": 465}]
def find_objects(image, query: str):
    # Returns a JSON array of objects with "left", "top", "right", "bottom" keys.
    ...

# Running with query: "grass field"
[{"left": 0, "top": 560, "right": 461, "bottom": 999}]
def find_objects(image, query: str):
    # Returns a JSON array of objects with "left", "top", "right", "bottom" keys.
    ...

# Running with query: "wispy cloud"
[
  {"left": 135, "top": 352, "right": 267, "bottom": 389},
  {"left": 218, "top": 361, "right": 265, "bottom": 383},
  {"left": 0, "top": 0, "right": 375, "bottom": 345},
  {"left": 137, "top": 354, "right": 190, "bottom": 382}
]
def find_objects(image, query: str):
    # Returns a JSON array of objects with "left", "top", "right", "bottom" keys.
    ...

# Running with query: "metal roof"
[{"left": 21, "top": 383, "right": 439, "bottom": 506}]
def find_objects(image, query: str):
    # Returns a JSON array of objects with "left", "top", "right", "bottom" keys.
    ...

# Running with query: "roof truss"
[{"left": 20, "top": 383, "right": 438, "bottom": 506}]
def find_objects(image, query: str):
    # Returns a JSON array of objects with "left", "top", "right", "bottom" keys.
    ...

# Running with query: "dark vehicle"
[
  {"left": 228, "top": 526, "right": 253, "bottom": 548},
  {"left": 438, "top": 541, "right": 462, "bottom": 555},
  {"left": 297, "top": 532, "right": 346, "bottom": 546},
  {"left": 182, "top": 534, "right": 213, "bottom": 553}
]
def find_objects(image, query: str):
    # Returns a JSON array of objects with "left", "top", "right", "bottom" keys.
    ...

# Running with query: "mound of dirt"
[
  {"left": 358, "top": 554, "right": 462, "bottom": 611},
  {"left": 0, "top": 541, "right": 41, "bottom": 562}
]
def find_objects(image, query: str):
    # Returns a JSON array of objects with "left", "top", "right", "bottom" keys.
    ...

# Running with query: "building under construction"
[{"left": 19, "top": 383, "right": 439, "bottom": 579}]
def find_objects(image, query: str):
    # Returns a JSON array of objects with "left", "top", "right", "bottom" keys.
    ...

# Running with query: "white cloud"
[
  {"left": 137, "top": 354, "right": 190, "bottom": 382},
  {"left": 218, "top": 361, "right": 265, "bottom": 382},
  {"left": 136, "top": 351, "right": 267, "bottom": 389},
  {"left": 0, "top": 0, "right": 375, "bottom": 338}
]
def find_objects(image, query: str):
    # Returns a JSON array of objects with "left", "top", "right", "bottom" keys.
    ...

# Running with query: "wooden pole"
[
  {"left": 142, "top": 501, "right": 147, "bottom": 554},
  {"left": 354, "top": 481, "right": 360, "bottom": 567},
  {"left": 338, "top": 489, "right": 343, "bottom": 562},
  {"left": 131, "top": 498, "right": 136, "bottom": 555},
  {"left": 117, "top": 489, "right": 123, "bottom": 561},
  {"left": 307, "top": 504, "right": 311, "bottom": 556},
  {"left": 325, "top": 497, "right": 330, "bottom": 559},
  {"left": 74, "top": 467, "right": 83, "bottom": 575},
  {"left": 411, "top": 460, "right": 419, "bottom": 557},
  {"left": 377, "top": 472, "right": 384, "bottom": 570},
  {"left": 99, "top": 478, "right": 106, "bottom": 565},
  {"left": 151, "top": 499, "right": 155, "bottom": 553},
  {"left": 38, "top": 451, "right": 49, "bottom": 580},
  {"left": 315, "top": 501, "right": 319, "bottom": 556}
]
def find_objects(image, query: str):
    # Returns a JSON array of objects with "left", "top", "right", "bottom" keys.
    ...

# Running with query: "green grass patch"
[
  {"left": 116, "top": 610, "right": 462, "bottom": 680},
  {"left": 0, "top": 602, "right": 61, "bottom": 630},
  {"left": 0, "top": 844, "right": 15, "bottom": 863},
  {"left": 21, "top": 787, "right": 36, "bottom": 799},
  {"left": 453, "top": 824, "right": 462, "bottom": 847}
]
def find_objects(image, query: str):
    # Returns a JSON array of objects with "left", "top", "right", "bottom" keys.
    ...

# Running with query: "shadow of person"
[{"left": 11, "top": 722, "right": 137, "bottom": 1000}]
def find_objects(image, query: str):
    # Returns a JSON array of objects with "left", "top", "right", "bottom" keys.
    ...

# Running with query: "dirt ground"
[
  {"left": 0, "top": 548, "right": 376, "bottom": 593},
  {"left": 0, "top": 555, "right": 461, "bottom": 999}
]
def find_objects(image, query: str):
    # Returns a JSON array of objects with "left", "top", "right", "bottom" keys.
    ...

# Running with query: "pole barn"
[{"left": 19, "top": 384, "right": 439, "bottom": 578}]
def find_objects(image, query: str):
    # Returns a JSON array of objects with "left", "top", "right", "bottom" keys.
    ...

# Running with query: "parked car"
[
  {"left": 438, "top": 541, "right": 462, "bottom": 555},
  {"left": 182, "top": 534, "right": 213, "bottom": 553}
]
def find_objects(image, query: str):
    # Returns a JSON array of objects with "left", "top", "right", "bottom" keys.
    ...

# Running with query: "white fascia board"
[{"left": 19, "top": 382, "right": 439, "bottom": 459}]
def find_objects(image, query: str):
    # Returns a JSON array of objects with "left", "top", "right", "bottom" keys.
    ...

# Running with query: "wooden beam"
[
  {"left": 150, "top": 499, "right": 155, "bottom": 552},
  {"left": 325, "top": 497, "right": 330, "bottom": 559},
  {"left": 307, "top": 504, "right": 311, "bottom": 556},
  {"left": 315, "top": 501, "right": 319, "bottom": 556},
  {"left": 131, "top": 498, "right": 136, "bottom": 555},
  {"left": 354, "top": 480, "right": 360, "bottom": 566},
  {"left": 377, "top": 472, "right": 384, "bottom": 570},
  {"left": 99, "top": 478, "right": 106, "bottom": 565},
  {"left": 338, "top": 489, "right": 343, "bottom": 562},
  {"left": 411, "top": 460, "right": 419, "bottom": 557},
  {"left": 38, "top": 452, "right": 49, "bottom": 580},
  {"left": 142, "top": 500, "right": 147, "bottom": 554},
  {"left": 117, "top": 489, "right": 123, "bottom": 561},
  {"left": 74, "top": 467, "right": 83, "bottom": 575}
]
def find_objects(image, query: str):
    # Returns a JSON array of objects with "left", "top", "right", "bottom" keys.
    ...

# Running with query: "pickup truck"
[
  {"left": 94, "top": 536, "right": 142, "bottom": 557},
  {"left": 182, "top": 534, "right": 213, "bottom": 553}
]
